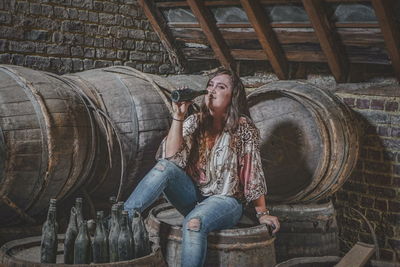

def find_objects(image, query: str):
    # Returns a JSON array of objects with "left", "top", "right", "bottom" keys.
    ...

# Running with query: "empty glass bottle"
[
  {"left": 74, "top": 220, "right": 91, "bottom": 264},
  {"left": 131, "top": 211, "right": 151, "bottom": 258},
  {"left": 109, "top": 204, "right": 120, "bottom": 262},
  {"left": 64, "top": 207, "right": 78, "bottom": 264},
  {"left": 93, "top": 211, "right": 109, "bottom": 263},
  {"left": 118, "top": 210, "right": 134, "bottom": 261},
  {"left": 40, "top": 206, "right": 57, "bottom": 263},
  {"left": 49, "top": 198, "right": 59, "bottom": 234},
  {"left": 75, "top": 197, "right": 84, "bottom": 228}
]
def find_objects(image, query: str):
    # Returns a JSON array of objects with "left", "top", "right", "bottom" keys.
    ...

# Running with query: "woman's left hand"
[{"left": 258, "top": 214, "right": 280, "bottom": 234}]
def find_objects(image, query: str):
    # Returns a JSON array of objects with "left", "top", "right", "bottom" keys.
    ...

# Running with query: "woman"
[{"left": 124, "top": 69, "right": 280, "bottom": 267}]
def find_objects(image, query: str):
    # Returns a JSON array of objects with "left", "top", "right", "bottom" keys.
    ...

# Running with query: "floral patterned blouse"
[{"left": 156, "top": 113, "right": 267, "bottom": 203}]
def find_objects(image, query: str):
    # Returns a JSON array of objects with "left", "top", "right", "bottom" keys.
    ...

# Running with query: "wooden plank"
[
  {"left": 168, "top": 22, "right": 380, "bottom": 29},
  {"left": 156, "top": 0, "right": 367, "bottom": 8},
  {"left": 336, "top": 242, "right": 376, "bottom": 267},
  {"left": 302, "top": 0, "right": 349, "bottom": 82},
  {"left": 240, "top": 0, "right": 288, "bottom": 79},
  {"left": 186, "top": 0, "right": 236, "bottom": 71},
  {"left": 371, "top": 0, "right": 400, "bottom": 81},
  {"left": 138, "top": 0, "right": 187, "bottom": 72}
]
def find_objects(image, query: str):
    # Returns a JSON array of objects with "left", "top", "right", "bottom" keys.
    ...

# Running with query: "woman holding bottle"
[{"left": 124, "top": 68, "right": 280, "bottom": 267}]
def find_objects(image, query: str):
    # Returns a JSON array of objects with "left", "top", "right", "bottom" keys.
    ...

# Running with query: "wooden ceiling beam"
[
  {"left": 157, "top": 0, "right": 368, "bottom": 8},
  {"left": 138, "top": 0, "right": 187, "bottom": 72},
  {"left": 240, "top": 0, "right": 288, "bottom": 79},
  {"left": 371, "top": 0, "right": 400, "bottom": 82},
  {"left": 186, "top": 0, "right": 236, "bottom": 71},
  {"left": 302, "top": 0, "right": 349, "bottom": 82}
]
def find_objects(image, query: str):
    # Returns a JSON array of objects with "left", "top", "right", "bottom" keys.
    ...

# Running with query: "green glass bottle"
[
  {"left": 109, "top": 204, "right": 120, "bottom": 262},
  {"left": 74, "top": 220, "right": 91, "bottom": 264},
  {"left": 93, "top": 211, "right": 109, "bottom": 263},
  {"left": 40, "top": 206, "right": 57, "bottom": 263},
  {"left": 75, "top": 197, "right": 84, "bottom": 228},
  {"left": 132, "top": 211, "right": 151, "bottom": 258},
  {"left": 118, "top": 210, "right": 134, "bottom": 261},
  {"left": 64, "top": 207, "right": 78, "bottom": 264}
]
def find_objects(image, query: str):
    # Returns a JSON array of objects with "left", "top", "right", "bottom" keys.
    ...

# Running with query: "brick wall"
[
  {"left": 334, "top": 90, "right": 400, "bottom": 263},
  {"left": 0, "top": 0, "right": 175, "bottom": 74}
]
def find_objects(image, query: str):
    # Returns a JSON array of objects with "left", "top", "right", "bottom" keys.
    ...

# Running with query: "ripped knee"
[
  {"left": 186, "top": 217, "right": 201, "bottom": 232},
  {"left": 154, "top": 161, "right": 166, "bottom": 171}
]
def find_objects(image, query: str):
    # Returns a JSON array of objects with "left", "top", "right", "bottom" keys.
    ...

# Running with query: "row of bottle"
[{"left": 40, "top": 197, "right": 151, "bottom": 264}]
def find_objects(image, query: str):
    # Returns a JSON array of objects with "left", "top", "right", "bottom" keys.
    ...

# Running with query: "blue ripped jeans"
[{"left": 124, "top": 159, "right": 243, "bottom": 267}]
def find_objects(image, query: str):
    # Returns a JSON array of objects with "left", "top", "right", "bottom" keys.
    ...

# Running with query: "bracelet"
[
  {"left": 256, "top": 209, "right": 270, "bottom": 219},
  {"left": 172, "top": 117, "right": 184, "bottom": 122}
]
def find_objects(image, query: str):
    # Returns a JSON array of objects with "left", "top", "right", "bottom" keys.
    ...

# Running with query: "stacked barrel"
[
  {"left": 247, "top": 81, "right": 360, "bottom": 262},
  {"left": 0, "top": 65, "right": 172, "bottom": 226}
]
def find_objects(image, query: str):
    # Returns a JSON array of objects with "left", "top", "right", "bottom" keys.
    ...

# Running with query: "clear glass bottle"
[
  {"left": 93, "top": 211, "right": 109, "bottom": 263},
  {"left": 118, "top": 210, "right": 133, "bottom": 261},
  {"left": 40, "top": 206, "right": 57, "bottom": 263}
]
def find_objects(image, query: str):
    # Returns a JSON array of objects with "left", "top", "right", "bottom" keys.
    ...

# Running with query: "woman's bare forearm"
[{"left": 165, "top": 119, "right": 184, "bottom": 157}]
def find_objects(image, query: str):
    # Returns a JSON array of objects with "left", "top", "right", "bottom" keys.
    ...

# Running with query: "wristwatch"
[{"left": 256, "top": 209, "right": 270, "bottom": 219}]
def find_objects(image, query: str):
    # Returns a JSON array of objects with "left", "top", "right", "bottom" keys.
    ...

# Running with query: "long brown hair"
[{"left": 198, "top": 69, "right": 250, "bottom": 134}]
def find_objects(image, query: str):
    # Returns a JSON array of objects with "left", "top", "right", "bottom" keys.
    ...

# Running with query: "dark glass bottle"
[
  {"left": 108, "top": 204, "right": 120, "bottom": 262},
  {"left": 118, "top": 210, "right": 134, "bottom": 261},
  {"left": 93, "top": 211, "right": 109, "bottom": 263},
  {"left": 131, "top": 211, "right": 151, "bottom": 258},
  {"left": 171, "top": 88, "right": 208, "bottom": 102},
  {"left": 49, "top": 198, "right": 59, "bottom": 234},
  {"left": 74, "top": 220, "right": 91, "bottom": 264},
  {"left": 64, "top": 207, "right": 78, "bottom": 264},
  {"left": 75, "top": 197, "right": 84, "bottom": 228},
  {"left": 40, "top": 206, "right": 57, "bottom": 263}
]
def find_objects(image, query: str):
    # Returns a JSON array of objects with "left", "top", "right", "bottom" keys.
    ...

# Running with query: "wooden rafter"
[
  {"left": 138, "top": 0, "right": 187, "bottom": 72},
  {"left": 156, "top": 0, "right": 367, "bottom": 8},
  {"left": 240, "top": 0, "right": 288, "bottom": 79},
  {"left": 371, "top": 0, "right": 400, "bottom": 82},
  {"left": 302, "top": 0, "right": 348, "bottom": 82},
  {"left": 186, "top": 0, "right": 236, "bottom": 71}
]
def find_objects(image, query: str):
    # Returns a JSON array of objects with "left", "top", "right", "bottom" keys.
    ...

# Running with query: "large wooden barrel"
[
  {"left": 146, "top": 203, "right": 276, "bottom": 267},
  {"left": 0, "top": 234, "right": 166, "bottom": 266},
  {"left": 0, "top": 65, "right": 96, "bottom": 226},
  {"left": 269, "top": 200, "right": 339, "bottom": 263},
  {"left": 247, "top": 81, "right": 359, "bottom": 203},
  {"left": 64, "top": 66, "right": 173, "bottom": 204}
]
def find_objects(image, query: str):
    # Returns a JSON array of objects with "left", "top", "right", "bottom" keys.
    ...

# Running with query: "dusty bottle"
[
  {"left": 131, "top": 211, "right": 151, "bottom": 258},
  {"left": 74, "top": 220, "right": 91, "bottom": 264},
  {"left": 40, "top": 206, "right": 57, "bottom": 263},
  {"left": 118, "top": 210, "right": 134, "bottom": 261},
  {"left": 109, "top": 204, "right": 120, "bottom": 262},
  {"left": 171, "top": 88, "right": 208, "bottom": 102},
  {"left": 64, "top": 207, "right": 78, "bottom": 264},
  {"left": 49, "top": 198, "right": 59, "bottom": 234},
  {"left": 93, "top": 211, "right": 109, "bottom": 263},
  {"left": 75, "top": 197, "right": 84, "bottom": 228}
]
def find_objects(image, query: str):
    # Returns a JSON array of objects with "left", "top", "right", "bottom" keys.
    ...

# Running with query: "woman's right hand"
[
  {"left": 172, "top": 101, "right": 192, "bottom": 120},
  {"left": 171, "top": 87, "right": 192, "bottom": 120}
]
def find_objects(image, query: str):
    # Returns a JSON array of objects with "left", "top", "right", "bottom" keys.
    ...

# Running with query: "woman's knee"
[{"left": 183, "top": 216, "right": 205, "bottom": 233}]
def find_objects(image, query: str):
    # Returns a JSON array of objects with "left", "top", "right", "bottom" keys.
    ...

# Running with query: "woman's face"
[{"left": 205, "top": 74, "right": 233, "bottom": 116}]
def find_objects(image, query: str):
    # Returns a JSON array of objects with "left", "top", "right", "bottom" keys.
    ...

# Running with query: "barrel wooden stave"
[{"left": 146, "top": 203, "right": 276, "bottom": 267}]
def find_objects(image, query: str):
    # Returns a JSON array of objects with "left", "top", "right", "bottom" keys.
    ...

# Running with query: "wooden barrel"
[
  {"left": 269, "top": 200, "right": 339, "bottom": 263},
  {"left": 0, "top": 234, "right": 166, "bottom": 266},
  {"left": 0, "top": 65, "right": 96, "bottom": 226},
  {"left": 247, "top": 81, "right": 359, "bottom": 203},
  {"left": 146, "top": 203, "right": 276, "bottom": 267},
  {"left": 64, "top": 66, "right": 173, "bottom": 204}
]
